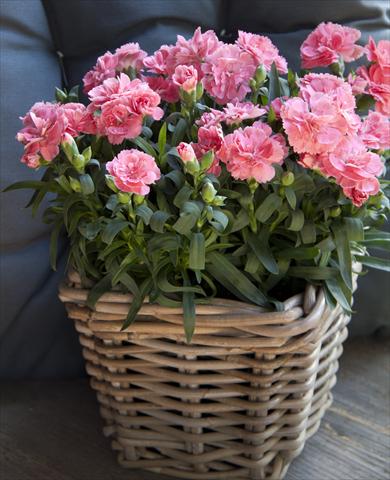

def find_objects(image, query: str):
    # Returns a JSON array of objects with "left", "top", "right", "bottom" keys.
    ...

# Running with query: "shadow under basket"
[{"left": 59, "top": 270, "right": 353, "bottom": 480}]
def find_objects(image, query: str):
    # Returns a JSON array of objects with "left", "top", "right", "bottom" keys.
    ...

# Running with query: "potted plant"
[{"left": 5, "top": 22, "right": 389, "bottom": 480}]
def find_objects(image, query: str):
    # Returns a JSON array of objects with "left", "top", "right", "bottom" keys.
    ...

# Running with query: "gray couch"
[{"left": 1, "top": 0, "right": 389, "bottom": 378}]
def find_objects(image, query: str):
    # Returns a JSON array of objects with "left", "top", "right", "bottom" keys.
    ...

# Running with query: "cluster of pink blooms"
[
  {"left": 17, "top": 101, "right": 87, "bottom": 168},
  {"left": 83, "top": 43, "right": 147, "bottom": 94},
  {"left": 16, "top": 74, "right": 164, "bottom": 166},
  {"left": 144, "top": 27, "right": 287, "bottom": 104},
  {"left": 16, "top": 24, "right": 389, "bottom": 206},
  {"left": 177, "top": 120, "right": 287, "bottom": 182},
  {"left": 281, "top": 72, "right": 389, "bottom": 206},
  {"left": 355, "top": 37, "right": 390, "bottom": 115},
  {"left": 300, "top": 22, "right": 364, "bottom": 69},
  {"left": 83, "top": 73, "right": 163, "bottom": 144}
]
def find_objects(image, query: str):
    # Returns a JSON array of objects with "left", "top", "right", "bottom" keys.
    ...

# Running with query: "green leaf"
[
  {"left": 79, "top": 174, "right": 95, "bottom": 195},
  {"left": 325, "top": 276, "right": 352, "bottom": 313},
  {"left": 49, "top": 219, "right": 63, "bottom": 270},
  {"left": 332, "top": 222, "right": 352, "bottom": 290},
  {"left": 278, "top": 246, "right": 320, "bottom": 260},
  {"left": 135, "top": 204, "right": 153, "bottom": 225},
  {"left": 230, "top": 209, "right": 249, "bottom": 233},
  {"left": 150, "top": 211, "right": 171, "bottom": 233},
  {"left": 55, "top": 175, "right": 72, "bottom": 193},
  {"left": 293, "top": 173, "right": 315, "bottom": 193},
  {"left": 3, "top": 180, "right": 47, "bottom": 192},
  {"left": 78, "top": 221, "right": 101, "bottom": 241},
  {"left": 288, "top": 210, "right": 304, "bottom": 231},
  {"left": 285, "top": 187, "right": 296, "bottom": 209},
  {"left": 247, "top": 232, "right": 279, "bottom": 275},
  {"left": 189, "top": 233, "right": 205, "bottom": 270},
  {"left": 267, "top": 63, "right": 281, "bottom": 103},
  {"left": 163, "top": 169, "right": 185, "bottom": 189},
  {"left": 255, "top": 193, "right": 282, "bottom": 223},
  {"left": 157, "top": 269, "right": 205, "bottom": 295},
  {"left": 210, "top": 210, "right": 229, "bottom": 233},
  {"left": 25, "top": 168, "right": 54, "bottom": 208},
  {"left": 172, "top": 118, "right": 187, "bottom": 145},
  {"left": 200, "top": 151, "right": 214, "bottom": 171},
  {"left": 173, "top": 202, "right": 201, "bottom": 235},
  {"left": 174, "top": 185, "right": 193, "bottom": 208},
  {"left": 207, "top": 251, "right": 269, "bottom": 307},
  {"left": 364, "top": 230, "right": 390, "bottom": 241},
  {"left": 288, "top": 266, "right": 338, "bottom": 280},
  {"left": 279, "top": 78, "right": 290, "bottom": 97},
  {"left": 31, "top": 185, "right": 51, "bottom": 217},
  {"left": 316, "top": 236, "right": 335, "bottom": 252},
  {"left": 121, "top": 278, "right": 153, "bottom": 330},
  {"left": 131, "top": 137, "right": 157, "bottom": 157},
  {"left": 86, "top": 274, "right": 113, "bottom": 309},
  {"left": 354, "top": 255, "right": 390, "bottom": 272},
  {"left": 158, "top": 122, "right": 167, "bottom": 155},
  {"left": 148, "top": 233, "right": 180, "bottom": 254},
  {"left": 183, "top": 273, "right": 196, "bottom": 343},
  {"left": 301, "top": 221, "right": 317, "bottom": 244},
  {"left": 101, "top": 220, "right": 129, "bottom": 244},
  {"left": 344, "top": 217, "right": 363, "bottom": 242},
  {"left": 361, "top": 238, "right": 390, "bottom": 251},
  {"left": 173, "top": 213, "right": 198, "bottom": 235}
]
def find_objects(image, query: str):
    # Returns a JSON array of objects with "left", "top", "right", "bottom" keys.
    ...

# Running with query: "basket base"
[{"left": 60, "top": 275, "right": 350, "bottom": 480}]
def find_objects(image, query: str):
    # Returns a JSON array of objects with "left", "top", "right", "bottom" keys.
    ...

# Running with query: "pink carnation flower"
[
  {"left": 143, "top": 44, "right": 178, "bottom": 76},
  {"left": 321, "top": 136, "right": 383, "bottom": 206},
  {"left": 16, "top": 102, "right": 65, "bottom": 165},
  {"left": 177, "top": 142, "right": 197, "bottom": 163},
  {"left": 300, "top": 136, "right": 383, "bottom": 206},
  {"left": 196, "top": 109, "right": 224, "bottom": 128},
  {"left": 192, "top": 125, "right": 224, "bottom": 176},
  {"left": 175, "top": 27, "right": 221, "bottom": 77},
  {"left": 145, "top": 76, "right": 180, "bottom": 103},
  {"left": 366, "top": 37, "right": 390, "bottom": 77},
  {"left": 83, "top": 44, "right": 147, "bottom": 94},
  {"left": 115, "top": 42, "right": 147, "bottom": 71},
  {"left": 172, "top": 65, "right": 198, "bottom": 93},
  {"left": 106, "top": 149, "right": 160, "bottom": 195},
  {"left": 360, "top": 111, "right": 390, "bottom": 150},
  {"left": 358, "top": 64, "right": 390, "bottom": 116},
  {"left": 99, "top": 98, "right": 144, "bottom": 144},
  {"left": 281, "top": 74, "right": 359, "bottom": 155},
  {"left": 300, "top": 22, "right": 364, "bottom": 69},
  {"left": 20, "top": 145, "right": 41, "bottom": 169},
  {"left": 83, "top": 52, "right": 119, "bottom": 94},
  {"left": 221, "top": 102, "right": 266, "bottom": 125},
  {"left": 87, "top": 74, "right": 163, "bottom": 144},
  {"left": 61, "top": 103, "right": 87, "bottom": 137},
  {"left": 202, "top": 44, "right": 255, "bottom": 104},
  {"left": 218, "top": 121, "right": 286, "bottom": 182},
  {"left": 126, "top": 81, "right": 164, "bottom": 119},
  {"left": 270, "top": 97, "right": 289, "bottom": 119},
  {"left": 347, "top": 73, "right": 367, "bottom": 95},
  {"left": 236, "top": 31, "right": 288, "bottom": 73},
  {"left": 197, "top": 102, "right": 266, "bottom": 128}
]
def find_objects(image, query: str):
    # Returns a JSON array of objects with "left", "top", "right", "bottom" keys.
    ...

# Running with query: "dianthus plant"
[{"left": 6, "top": 24, "right": 390, "bottom": 340}]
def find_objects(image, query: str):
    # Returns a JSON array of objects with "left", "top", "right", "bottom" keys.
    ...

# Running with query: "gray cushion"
[{"left": 1, "top": 0, "right": 389, "bottom": 378}]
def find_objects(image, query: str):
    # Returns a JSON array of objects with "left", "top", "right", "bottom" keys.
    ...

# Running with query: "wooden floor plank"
[{"left": 1, "top": 337, "right": 389, "bottom": 480}]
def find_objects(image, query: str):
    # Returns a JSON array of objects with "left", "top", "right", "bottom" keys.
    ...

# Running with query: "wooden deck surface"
[{"left": 1, "top": 336, "right": 389, "bottom": 480}]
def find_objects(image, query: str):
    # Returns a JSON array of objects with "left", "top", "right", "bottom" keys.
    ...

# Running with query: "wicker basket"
[{"left": 59, "top": 269, "right": 353, "bottom": 480}]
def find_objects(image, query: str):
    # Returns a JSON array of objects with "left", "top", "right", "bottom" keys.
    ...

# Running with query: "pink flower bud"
[
  {"left": 177, "top": 142, "right": 197, "bottom": 163},
  {"left": 172, "top": 65, "right": 198, "bottom": 93}
]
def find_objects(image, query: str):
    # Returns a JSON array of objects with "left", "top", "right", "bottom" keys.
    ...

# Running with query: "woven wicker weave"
[{"left": 59, "top": 270, "right": 353, "bottom": 480}]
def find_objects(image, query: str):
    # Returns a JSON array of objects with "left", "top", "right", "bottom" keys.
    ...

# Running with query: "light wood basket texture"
[{"left": 59, "top": 270, "right": 352, "bottom": 480}]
